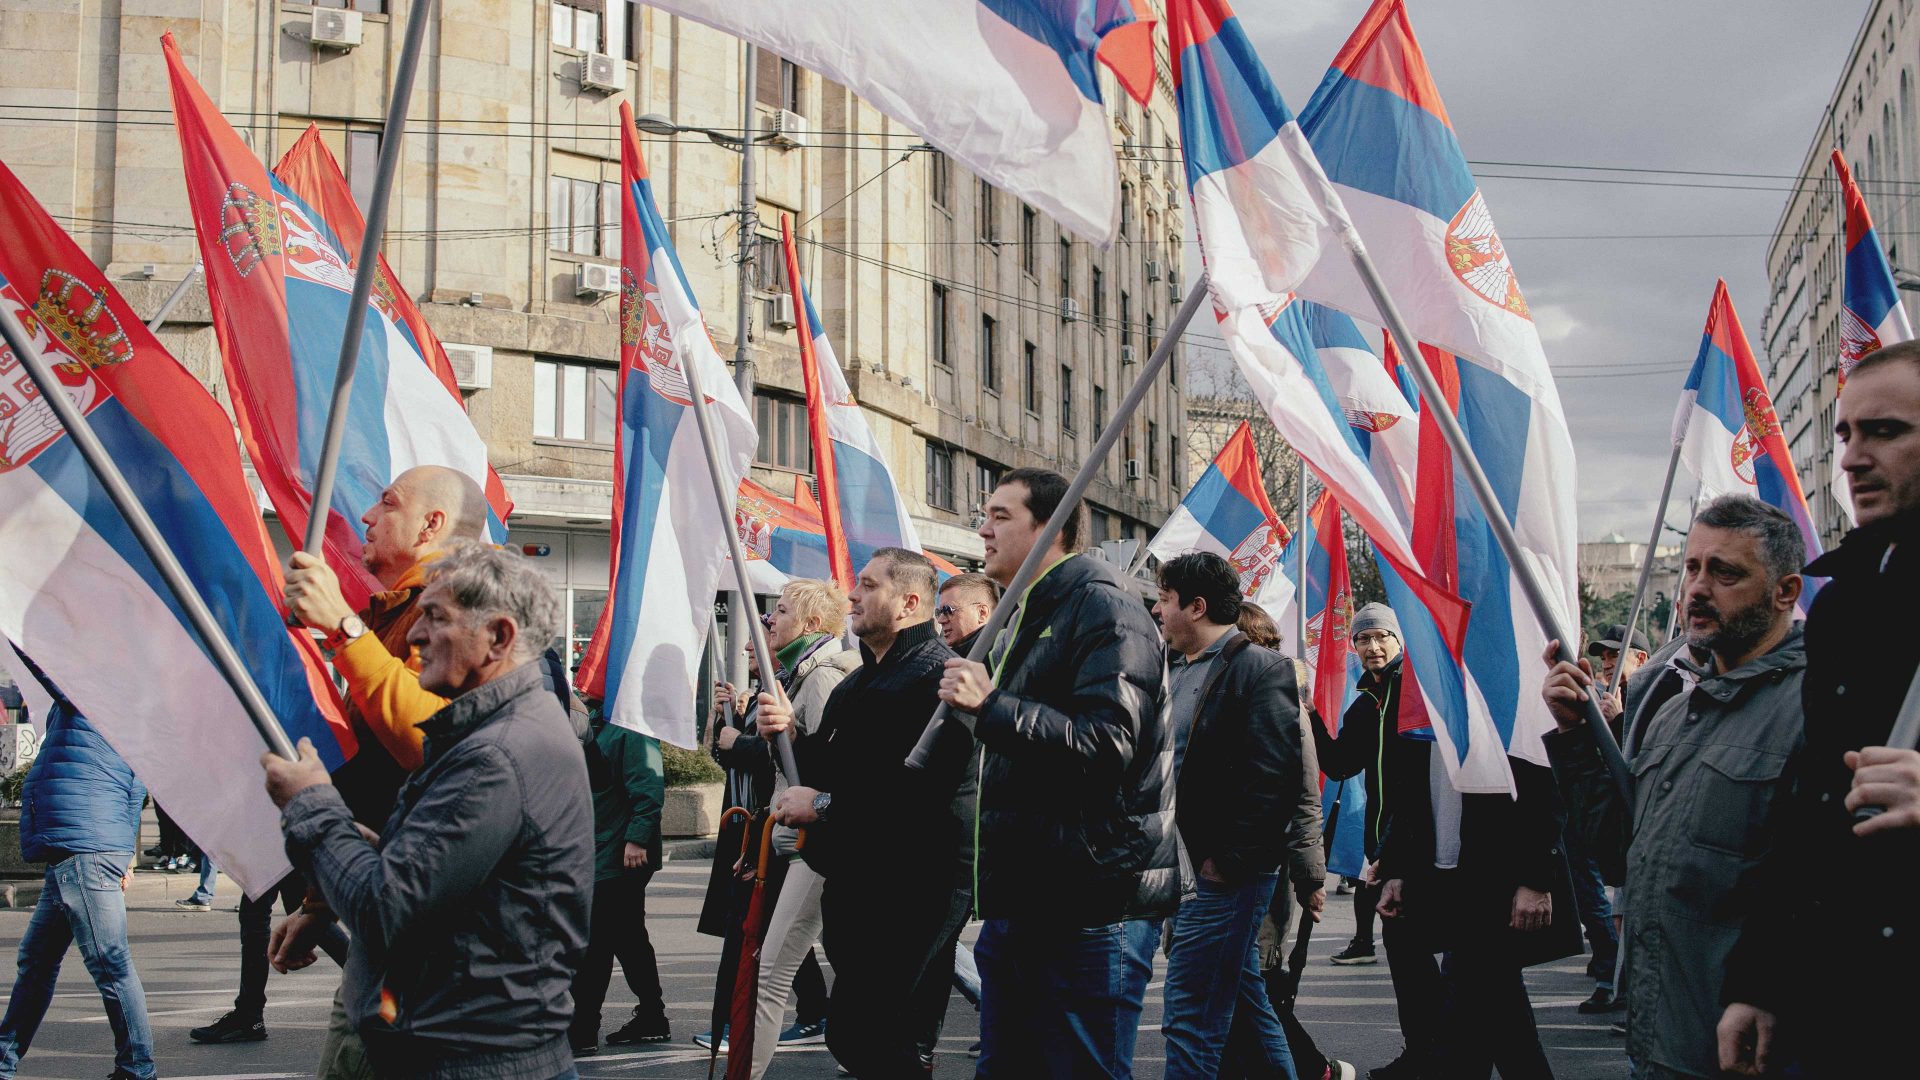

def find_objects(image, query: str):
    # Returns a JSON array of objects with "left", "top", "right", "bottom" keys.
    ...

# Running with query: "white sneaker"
[{"left": 1326, "top": 1061, "right": 1357, "bottom": 1080}]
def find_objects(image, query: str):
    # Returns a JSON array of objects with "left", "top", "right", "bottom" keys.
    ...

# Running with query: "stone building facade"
[{"left": 1, "top": 0, "right": 1188, "bottom": 658}]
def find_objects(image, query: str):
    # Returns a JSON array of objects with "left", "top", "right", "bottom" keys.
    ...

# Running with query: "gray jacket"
[
  {"left": 284, "top": 660, "right": 594, "bottom": 1080},
  {"left": 1544, "top": 626, "right": 1805, "bottom": 1079}
]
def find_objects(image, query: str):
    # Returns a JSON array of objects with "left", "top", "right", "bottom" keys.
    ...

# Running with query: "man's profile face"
[
  {"left": 848, "top": 559, "right": 903, "bottom": 639},
  {"left": 936, "top": 588, "right": 990, "bottom": 647},
  {"left": 1838, "top": 361, "right": 1920, "bottom": 528},
  {"left": 407, "top": 582, "right": 495, "bottom": 696},
  {"left": 979, "top": 482, "right": 1042, "bottom": 586},
  {"left": 360, "top": 477, "right": 427, "bottom": 578}
]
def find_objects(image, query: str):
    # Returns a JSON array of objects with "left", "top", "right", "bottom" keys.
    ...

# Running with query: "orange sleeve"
[{"left": 333, "top": 632, "right": 445, "bottom": 772}]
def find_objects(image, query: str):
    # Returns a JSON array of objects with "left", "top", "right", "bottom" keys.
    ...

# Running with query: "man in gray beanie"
[{"left": 1310, "top": 603, "right": 1443, "bottom": 1080}]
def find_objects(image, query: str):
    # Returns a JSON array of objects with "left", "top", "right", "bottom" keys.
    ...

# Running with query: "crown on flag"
[
  {"left": 218, "top": 181, "right": 281, "bottom": 277},
  {"left": 33, "top": 269, "right": 133, "bottom": 374}
]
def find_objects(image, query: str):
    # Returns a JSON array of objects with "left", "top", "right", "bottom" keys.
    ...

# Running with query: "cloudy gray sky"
[{"left": 1208, "top": 0, "right": 1863, "bottom": 540}]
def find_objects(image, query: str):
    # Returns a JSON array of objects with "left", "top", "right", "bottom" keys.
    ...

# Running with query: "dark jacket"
[
  {"left": 283, "top": 660, "right": 594, "bottom": 1080},
  {"left": 1723, "top": 526, "right": 1919, "bottom": 1073},
  {"left": 972, "top": 554, "right": 1177, "bottom": 924},
  {"left": 793, "top": 619, "right": 969, "bottom": 891},
  {"left": 1175, "top": 634, "right": 1324, "bottom": 889},
  {"left": 589, "top": 720, "right": 664, "bottom": 882},
  {"left": 16, "top": 660, "right": 144, "bottom": 862},
  {"left": 1312, "top": 656, "right": 1428, "bottom": 861}
]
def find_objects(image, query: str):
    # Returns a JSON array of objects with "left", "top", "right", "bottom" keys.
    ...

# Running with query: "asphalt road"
[{"left": 0, "top": 861, "right": 1628, "bottom": 1079}]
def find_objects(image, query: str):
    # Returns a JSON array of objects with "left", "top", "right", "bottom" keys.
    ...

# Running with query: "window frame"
[
  {"left": 532, "top": 356, "right": 620, "bottom": 447},
  {"left": 980, "top": 314, "right": 999, "bottom": 393},
  {"left": 1059, "top": 363, "right": 1075, "bottom": 433},
  {"left": 1022, "top": 340, "right": 1040, "bottom": 415},
  {"left": 926, "top": 443, "right": 957, "bottom": 511},
  {"left": 1021, "top": 205, "right": 1038, "bottom": 276},
  {"left": 752, "top": 392, "right": 815, "bottom": 472},
  {"left": 931, "top": 283, "right": 951, "bottom": 369}
]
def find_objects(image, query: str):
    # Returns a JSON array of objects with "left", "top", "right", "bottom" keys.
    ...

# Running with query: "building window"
[
  {"left": 754, "top": 393, "right": 814, "bottom": 471},
  {"left": 975, "top": 460, "right": 1003, "bottom": 507},
  {"left": 1124, "top": 429, "right": 1135, "bottom": 472},
  {"left": 926, "top": 443, "right": 956, "bottom": 510},
  {"left": 980, "top": 315, "right": 999, "bottom": 391},
  {"left": 1093, "top": 384, "right": 1107, "bottom": 440},
  {"left": 756, "top": 50, "right": 801, "bottom": 112},
  {"left": 1119, "top": 181, "right": 1132, "bottom": 237},
  {"left": 1147, "top": 420, "right": 1160, "bottom": 476},
  {"left": 548, "top": 174, "right": 618, "bottom": 257},
  {"left": 1059, "top": 237, "right": 1072, "bottom": 298},
  {"left": 1023, "top": 341, "right": 1039, "bottom": 414},
  {"left": 931, "top": 283, "right": 951, "bottom": 368},
  {"left": 1091, "top": 266, "right": 1105, "bottom": 325},
  {"left": 1146, "top": 311, "right": 1157, "bottom": 361},
  {"left": 754, "top": 232, "right": 789, "bottom": 294},
  {"left": 1021, "top": 205, "right": 1038, "bottom": 275},
  {"left": 551, "top": 0, "right": 602, "bottom": 51},
  {"left": 316, "top": 0, "right": 386, "bottom": 13},
  {"left": 1092, "top": 509, "right": 1112, "bottom": 545},
  {"left": 977, "top": 179, "right": 997, "bottom": 242},
  {"left": 533, "top": 358, "right": 619, "bottom": 445},
  {"left": 1170, "top": 435, "right": 1181, "bottom": 489},
  {"left": 1059, "top": 364, "right": 1075, "bottom": 432},
  {"left": 930, "top": 153, "right": 950, "bottom": 209},
  {"left": 1120, "top": 291, "right": 1132, "bottom": 351}
]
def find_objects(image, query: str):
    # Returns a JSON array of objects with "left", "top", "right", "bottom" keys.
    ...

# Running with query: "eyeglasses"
[
  {"left": 1352, "top": 631, "right": 1395, "bottom": 646},
  {"left": 935, "top": 604, "right": 958, "bottom": 619},
  {"left": 759, "top": 612, "right": 776, "bottom": 629}
]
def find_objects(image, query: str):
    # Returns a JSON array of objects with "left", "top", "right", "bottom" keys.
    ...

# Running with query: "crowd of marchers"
[{"left": 4, "top": 350, "right": 1920, "bottom": 1080}]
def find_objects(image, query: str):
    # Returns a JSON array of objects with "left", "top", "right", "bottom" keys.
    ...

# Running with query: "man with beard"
[{"left": 1542, "top": 495, "right": 1807, "bottom": 1080}]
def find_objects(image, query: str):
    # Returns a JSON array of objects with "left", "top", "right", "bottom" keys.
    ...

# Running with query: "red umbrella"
[{"left": 714, "top": 808, "right": 779, "bottom": 1080}]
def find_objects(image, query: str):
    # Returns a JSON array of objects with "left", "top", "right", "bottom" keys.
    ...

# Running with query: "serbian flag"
[
  {"left": 780, "top": 219, "right": 922, "bottom": 592},
  {"left": 0, "top": 158, "right": 352, "bottom": 898},
  {"left": 729, "top": 476, "right": 836, "bottom": 595},
  {"left": 163, "top": 34, "right": 502, "bottom": 611},
  {"left": 1674, "top": 281, "right": 1823, "bottom": 611},
  {"left": 649, "top": 0, "right": 1154, "bottom": 245},
  {"left": 574, "top": 102, "right": 757, "bottom": 748},
  {"left": 1305, "top": 302, "right": 1418, "bottom": 524},
  {"left": 272, "top": 125, "right": 513, "bottom": 529},
  {"left": 1145, "top": 420, "right": 1293, "bottom": 614},
  {"left": 1274, "top": 490, "right": 1366, "bottom": 878},
  {"left": 1833, "top": 150, "right": 1913, "bottom": 521},
  {"left": 1296, "top": 0, "right": 1581, "bottom": 772}
]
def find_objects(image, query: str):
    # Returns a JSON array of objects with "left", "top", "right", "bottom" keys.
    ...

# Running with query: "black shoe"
[
  {"left": 190, "top": 1010, "right": 267, "bottom": 1043},
  {"left": 571, "top": 1040, "right": 599, "bottom": 1057},
  {"left": 1330, "top": 941, "right": 1378, "bottom": 965},
  {"left": 1368, "top": 1053, "right": 1422, "bottom": 1080},
  {"left": 606, "top": 1014, "right": 671, "bottom": 1044},
  {"left": 143, "top": 844, "right": 165, "bottom": 858},
  {"left": 1576, "top": 987, "right": 1617, "bottom": 1014}
]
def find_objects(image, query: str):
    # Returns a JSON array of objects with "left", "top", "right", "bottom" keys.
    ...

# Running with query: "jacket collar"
[
  {"left": 860, "top": 618, "right": 940, "bottom": 669},
  {"left": 1357, "top": 653, "right": 1404, "bottom": 693},
  {"left": 366, "top": 558, "right": 432, "bottom": 622},
  {"left": 417, "top": 659, "right": 548, "bottom": 762},
  {"left": 1804, "top": 518, "right": 1915, "bottom": 580},
  {"left": 1674, "top": 623, "right": 1806, "bottom": 704}
]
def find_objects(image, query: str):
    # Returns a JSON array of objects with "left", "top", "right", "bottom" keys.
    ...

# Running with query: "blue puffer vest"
[{"left": 19, "top": 700, "right": 145, "bottom": 862}]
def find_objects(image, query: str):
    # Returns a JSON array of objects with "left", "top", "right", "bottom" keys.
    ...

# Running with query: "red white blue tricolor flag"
[
  {"left": 575, "top": 102, "right": 757, "bottom": 749},
  {"left": 162, "top": 34, "right": 506, "bottom": 611},
  {"left": 781, "top": 220, "right": 923, "bottom": 591},
  {"left": 1674, "top": 281, "right": 1823, "bottom": 612},
  {"left": 649, "top": 0, "right": 1156, "bottom": 245},
  {"left": 1146, "top": 421, "right": 1294, "bottom": 615},
  {"left": 0, "top": 158, "right": 352, "bottom": 898},
  {"left": 1832, "top": 150, "right": 1913, "bottom": 523},
  {"left": 1294, "top": 0, "right": 1581, "bottom": 777},
  {"left": 1306, "top": 303, "right": 1418, "bottom": 524},
  {"left": 1170, "top": 0, "right": 1509, "bottom": 791}
]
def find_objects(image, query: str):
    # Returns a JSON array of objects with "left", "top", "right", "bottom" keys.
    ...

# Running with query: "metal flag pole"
[
  {"left": 906, "top": 274, "right": 1212, "bottom": 769},
  {"left": 1604, "top": 441, "right": 1684, "bottom": 698},
  {"left": 1295, "top": 457, "right": 1309, "bottom": 653},
  {"left": 299, "top": 0, "right": 434, "bottom": 557},
  {"left": 1664, "top": 489, "right": 1698, "bottom": 644},
  {"left": 1854, "top": 669, "right": 1920, "bottom": 821},
  {"left": 145, "top": 264, "right": 202, "bottom": 334},
  {"left": 0, "top": 302, "right": 297, "bottom": 760},
  {"left": 672, "top": 339, "right": 801, "bottom": 784}
]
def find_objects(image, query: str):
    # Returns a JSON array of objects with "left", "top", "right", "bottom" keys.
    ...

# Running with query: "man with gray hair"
[
  {"left": 1541, "top": 494, "right": 1807, "bottom": 1080},
  {"left": 262, "top": 541, "right": 594, "bottom": 1080}
]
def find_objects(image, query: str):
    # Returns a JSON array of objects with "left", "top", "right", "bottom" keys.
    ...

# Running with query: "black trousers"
[
  {"left": 825, "top": 882, "right": 966, "bottom": 1080},
  {"left": 1382, "top": 902, "right": 1445, "bottom": 1065},
  {"left": 571, "top": 870, "right": 667, "bottom": 1039},
  {"left": 910, "top": 889, "right": 974, "bottom": 1058},
  {"left": 235, "top": 871, "right": 349, "bottom": 1020},
  {"left": 1432, "top": 947, "right": 1552, "bottom": 1080}
]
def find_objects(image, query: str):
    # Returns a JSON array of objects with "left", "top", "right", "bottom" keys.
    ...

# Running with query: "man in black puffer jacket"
[{"left": 938, "top": 467, "right": 1175, "bottom": 1078}]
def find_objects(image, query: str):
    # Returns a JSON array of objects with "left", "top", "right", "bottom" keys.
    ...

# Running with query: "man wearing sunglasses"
[{"left": 934, "top": 572, "right": 1001, "bottom": 654}]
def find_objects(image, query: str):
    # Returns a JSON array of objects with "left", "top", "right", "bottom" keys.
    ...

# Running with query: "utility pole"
[{"left": 725, "top": 44, "right": 761, "bottom": 689}]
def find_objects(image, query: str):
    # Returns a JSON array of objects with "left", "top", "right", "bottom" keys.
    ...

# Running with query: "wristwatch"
[
  {"left": 323, "top": 614, "right": 368, "bottom": 653},
  {"left": 810, "top": 792, "right": 832, "bottom": 822}
]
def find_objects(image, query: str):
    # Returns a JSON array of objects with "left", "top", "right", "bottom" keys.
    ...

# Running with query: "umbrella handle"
[{"left": 753, "top": 810, "right": 778, "bottom": 881}]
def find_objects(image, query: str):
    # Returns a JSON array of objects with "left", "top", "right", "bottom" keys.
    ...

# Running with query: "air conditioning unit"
[
  {"left": 1060, "top": 296, "right": 1080, "bottom": 323},
  {"left": 769, "top": 293, "right": 797, "bottom": 329},
  {"left": 443, "top": 342, "right": 494, "bottom": 391},
  {"left": 1138, "top": 153, "right": 1155, "bottom": 178},
  {"left": 581, "top": 52, "right": 625, "bottom": 94},
  {"left": 1121, "top": 138, "right": 1137, "bottom": 161},
  {"left": 1166, "top": 186, "right": 1180, "bottom": 209},
  {"left": 311, "top": 9, "right": 363, "bottom": 50},
  {"left": 1120, "top": 344, "right": 1137, "bottom": 366},
  {"left": 768, "top": 109, "right": 808, "bottom": 149},
  {"left": 1145, "top": 259, "right": 1161, "bottom": 282},
  {"left": 1124, "top": 459, "right": 1142, "bottom": 481},
  {"left": 1168, "top": 282, "right": 1182, "bottom": 305},
  {"left": 575, "top": 261, "right": 620, "bottom": 297}
]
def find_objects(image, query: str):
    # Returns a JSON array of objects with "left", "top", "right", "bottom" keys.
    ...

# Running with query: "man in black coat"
[
  {"left": 1152, "top": 553, "right": 1324, "bottom": 1080},
  {"left": 937, "top": 467, "right": 1175, "bottom": 1078},
  {"left": 1719, "top": 345, "right": 1920, "bottom": 1076},
  {"left": 767, "top": 548, "right": 972, "bottom": 1079}
]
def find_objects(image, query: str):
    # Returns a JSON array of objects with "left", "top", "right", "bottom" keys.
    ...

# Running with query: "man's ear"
[
  {"left": 419, "top": 507, "right": 449, "bottom": 545},
  {"left": 1775, "top": 573, "right": 1804, "bottom": 613},
  {"left": 489, "top": 615, "right": 520, "bottom": 663}
]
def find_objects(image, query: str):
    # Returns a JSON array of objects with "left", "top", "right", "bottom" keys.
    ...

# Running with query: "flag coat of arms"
[
  {"left": 1146, "top": 420, "right": 1293, "bottom": 614},
  {"left": 164, "top": 34, "right": 503, "bottom": 610},
  {"left": 1674, "top": 281, "right": 1823, "bottom": 611},
  {"left": 648, "top": 0, "right": 1155, "bottom": 245},
  {"left": 574, "top": 102, "right": 757, "bottom": 748},
  {"left": 0, "top": 158, "right": 351, "bottom": 897},
  {"left": 1832, "top": 150, "right": 1913, "bottom": 522}
]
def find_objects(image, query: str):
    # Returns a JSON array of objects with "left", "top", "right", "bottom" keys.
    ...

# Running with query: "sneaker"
[
  {"left": 189, "top": 1011, "right": 267, "bottom": 1044},
  {"left": 174, "top": 897, "right": 212, "bottom": 911},
  {"left": 605, "top": 1014, "right": 671, "bottom": 1045},
  {"left": 779, "top": 1018, "right": 827, "bottom": 1045},
  {"left": 1577, "top": 987, "right": 1619, "bottom": 1015},
  {"left": 693, "top": 1026, "right": 728, "bottom": 1052},
  {"left": 143, "top": 844, "right": 165, "bottom": 857},
  {"left": 1329, "top": 941, "right": 1378, "bottom": 965},
  {"left": 1326, "top": 1063, "right": 1358, "bottom": 1080},
  {"left": 1368, "top": 1053, "right": 1422, "bottom": 1080},
  {"left": 1334, "top": 879, "right": 1352, "bottom": 895},
  {"left": 571, "top": 1039, "right": 599, "bottom": 1057}
]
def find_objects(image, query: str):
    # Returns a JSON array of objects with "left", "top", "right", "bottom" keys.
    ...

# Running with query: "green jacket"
[{"left": 591, "top": 721, "right": 665, "bottom": 882}]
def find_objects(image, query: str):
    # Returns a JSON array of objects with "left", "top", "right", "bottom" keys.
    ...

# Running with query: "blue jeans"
[
  {"left": 189, "top": 854, "right": 218, "bottom": 905},
  {"left": 0, "top": 852, "right": 155, "bottom": 1079},
  {"left": 1564, "top": 838, "right": 1616, "bottom": 987},
  {"left": 1162, "top": 872, "right": 1296, "bottom": 1080},
  {"left": 975, "top": 917, "right": 1157, "bottom": 1079}
]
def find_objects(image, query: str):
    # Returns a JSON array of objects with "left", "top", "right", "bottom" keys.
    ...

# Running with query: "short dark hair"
[
  {"left": 866, "top": 547, "right": 937, "bottom": 605},
  {"left": 1692, "top": 494, "right": 1805, "bottom": 584},
  {"left": 996, "top": 467, "right": 1086, "bottom": 553},
  {"left": 1157, "top": 552, "right": 1243, "bottom": 625},
  {"left": 1851, "top": 339, "right": 1920, "bottom": 383},
  {"left": 939, "top": 571, "right": 1001, "bottom": 605},
  {"left": 1237, "top": 601, "right": 1281, "bottom": 649}
]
